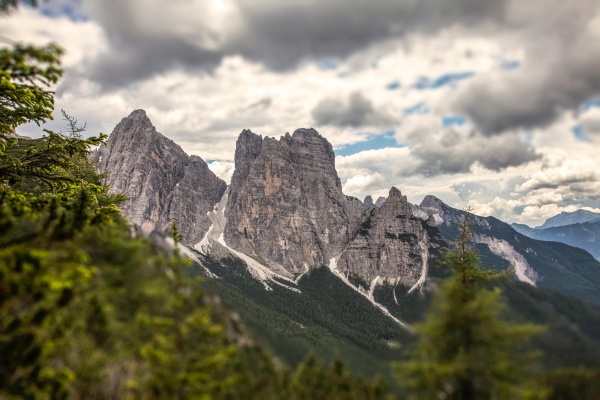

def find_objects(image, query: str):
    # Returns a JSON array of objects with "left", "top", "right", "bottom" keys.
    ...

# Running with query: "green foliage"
[
  {"left": 0, "top": 142, "right": 262, "bottom": 398},
  {"left": 0, "top": 42, "right": 62, "bottom": 136},
  {"left": 289, "top": 354, "right": 395, "bottom": 400},
  {"left": 396, "top": 212, "right": 548, "bottom": 400},
  {"left": 543, "top": 368, "right": 600, "bottom": 400}
]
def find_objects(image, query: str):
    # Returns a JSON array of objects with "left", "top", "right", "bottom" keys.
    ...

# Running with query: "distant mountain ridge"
[
  {"left": 536, "top": 209, "right": 600, "bottom": 229},
  {"left": 414, "top": 195, "right": 600, "bottom": 306},
  {"left": 512, "top": 220, "right": 600, "bottom": 261}
]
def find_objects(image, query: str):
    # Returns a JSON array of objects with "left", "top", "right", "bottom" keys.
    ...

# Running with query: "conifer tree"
[{"left": 396, "top": 211, "right": 547, "bottom": 400}]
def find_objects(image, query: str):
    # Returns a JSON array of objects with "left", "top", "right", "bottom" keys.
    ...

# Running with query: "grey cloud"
[
  {"left": 582, "top": 119, "right": 600, "bottom": 138},
  {"left": 452, "top": 182, "right": 487, "bottom": 201},
  {"left": 452, "top": 176, "right": 526, "bottom": 202},
  {"left": 81, "top": 0, "right": 507, "bottom": 89},
  {"left": 407, "top": 129, "right": 540, "bottom": 176},
  {"left": 454, "top": 0, "right": 600, "bottom": 135},
  {"left": 312, "top": 92, "right": 394, "bottom": 128},
  {"left": 517, "top": 170, "right": 598, "bottom": 193}
]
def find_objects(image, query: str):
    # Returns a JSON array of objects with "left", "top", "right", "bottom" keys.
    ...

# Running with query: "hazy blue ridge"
[{"left": 512, "top": 220, "right": 600, "bottom": 261}]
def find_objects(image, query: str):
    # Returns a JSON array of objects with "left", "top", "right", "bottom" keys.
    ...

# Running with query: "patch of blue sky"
[
  {"left": 442, "top": 115, "right": 467, "bottom": 127},
  {"left": 338, "top": 71, "right": 350, "bottom": 78},
  {"left": 39, "top": 0, "right": 88, "bottom": 21},
  {"left": 371, "top": 55, "right": 383, "bottom": 69},
  {"left": 520, "top": 132, "right": 534, "bottom": 143},
  {"left": 319, "top": 59, "right": 338, "bottom": 70},
  {"left": 580, "top": 98, "right": 600, "bottom": 113},
  {"left": 500, "top": 60, "right": 521, "bottom": 70},
  {"left": 387, "top": 81, "right": 401, "bottom": 90},
  {"left": 572, "top": 124, "right": 592, "bottom": 142},
  {"left": 335, "top": 130, "right": 405, "bottom": 156},
  {"left": 412, "top": 72, "right": 474, "bottom": 90},
  {"left": 403, "top": 102, "right": 429, "bottom": 116}
]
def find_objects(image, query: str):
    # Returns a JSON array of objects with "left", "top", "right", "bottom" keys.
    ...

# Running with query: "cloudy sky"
[{"left": 3, "top": 0, "right": 600, "bottom": 227}]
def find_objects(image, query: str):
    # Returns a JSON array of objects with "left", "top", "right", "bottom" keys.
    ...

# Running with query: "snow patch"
[
  {"left": 474, "top": 235, "right": 537, "bottom": 286},
  {"left": 195, "top": 189, "right": 301, "bottom": 293},
  {"left": 369, "top": 276, "right": 381, "bottom": 299},
  {"left": 417, "top": 205, "right": 445, "bottom": 225},
  {"left": 295, "top": 263, "right": 310, "bottom": 283},
  {"left": 411, "top": 208, "right": 429, "bottom": 220},
  {"left": 476, "top": 218, "right": 491, "bottom": 230},
  {"left": 328, "top": 257, "right": 412, "bottom": 331},
  {"left": 180, "top": 246, "right": 218, "bottom": 279},
  {"left": 408, "top": 233, "right": 429, "bottom": 294}
]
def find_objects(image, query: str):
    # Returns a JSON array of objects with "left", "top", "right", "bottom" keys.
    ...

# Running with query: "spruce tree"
[{"left": 396, "top": 211, "right": 547, "bottom": 400}]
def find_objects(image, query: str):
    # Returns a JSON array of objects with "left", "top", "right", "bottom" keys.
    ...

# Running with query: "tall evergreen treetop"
[{"left": 397, "top": 211, "right": 547, "bottom": 400}]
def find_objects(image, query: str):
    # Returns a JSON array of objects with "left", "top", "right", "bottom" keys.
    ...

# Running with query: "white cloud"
[
  {"left": 208, "top": 160, "right": 235, "bottom": 183},
  {"left": 342, "top": 173, "right": 386, "bottom": 198}
]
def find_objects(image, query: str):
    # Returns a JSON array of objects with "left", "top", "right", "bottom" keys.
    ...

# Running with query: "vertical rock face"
[
  {"left": 94, "top": 114, "right": 439, "bottom": 285},
  {"left": 224, "top": 128, "right": 363, "bottom": 274},
  {"left": 93, "top": 110, "right": 227, "bottom": 246},
  {"left": 337, "top": 187, "right": 430, "bottom": 284}
]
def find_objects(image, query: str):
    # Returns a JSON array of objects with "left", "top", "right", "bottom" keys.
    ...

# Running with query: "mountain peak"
[
  {"left": 95, "top": 110, "right": 226, "bottom": 245},
  {"left": 292, "top": 127, "right": 320, "bottom": 139},
  {"left": 128, "top": 108, "right": 148, "bottom": 118},
  {"left": 124, "top": 109, "right": 152, "bottom": 125},
  {"left": 389, "top": 186, "right": 403, "bottom": 198},
  {"left": 537, "top": 209, "right": 600, "bottom": 229},
  {"left": 420, "top": 195, "right": 444, "bottom": 211},
  {"left": 109, "top": 109, "right": 156, "bottom": 141},
  {"left": 239, "top": 128, "right": 261, "bottom": 140},
  {"left": 225, "top": 126, "right": 361, "bottom": 274}
]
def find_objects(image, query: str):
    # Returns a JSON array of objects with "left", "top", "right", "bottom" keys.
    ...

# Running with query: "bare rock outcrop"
[
  {"left": 337, "top": 187, "right": 430, "bottom": 284},
  {"left": 93, "top": 109, "right": 226, "bottom": 246},
  {"left": 224, "top": 128, "right": 363, "bottom": 274}
]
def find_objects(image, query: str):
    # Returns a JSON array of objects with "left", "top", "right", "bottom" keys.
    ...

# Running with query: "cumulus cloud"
[
  {"left": 397, "top": 115, "right": 540, "bottom": 176},
  {"left": 312, "top": 92, "right": 396, "bottom": 128},
  {"left": 581, "top": 107, "right": 600, "bottom": 139},
  {"left": 79, "top": 0, "right": 508, "bottom": 88},
  {"left": 208, "top": 160, "right": 235, "bottom": 183},
  {"left": 515, "top": 159, "right": 599, "bottom": 193},
  {"left": 342, "top": 173, "right": 386, "bottom": 197},
  {"left": 454, "top": 0, "right": 600, "bottom": 135}
]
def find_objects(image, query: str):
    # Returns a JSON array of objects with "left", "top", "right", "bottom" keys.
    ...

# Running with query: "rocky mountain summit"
[
  {"left": 337, "top": 187, "right": 433, "bottom": 285},
  {"left": 95, "top": 111, "right": 439, "bottom": 287},
  {"left": 93, "top": 110, "right": 227, "bottom": 246},
  {"left": 93, "top": 110, "right": 600, "bottom": 306},
  {"left": 224, "top": 128, "right": 364, "bottom": 275}
]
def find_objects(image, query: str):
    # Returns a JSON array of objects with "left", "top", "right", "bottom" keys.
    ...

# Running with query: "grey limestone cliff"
[
  {"left": 93, "top": 109, "right": 227, "bottom": 246},
  {"left": 337, "top": 187, "right": 431, "bottom": 284},
  {"left": 224, "top": 128, "right": 363, "bottom": 274}
]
